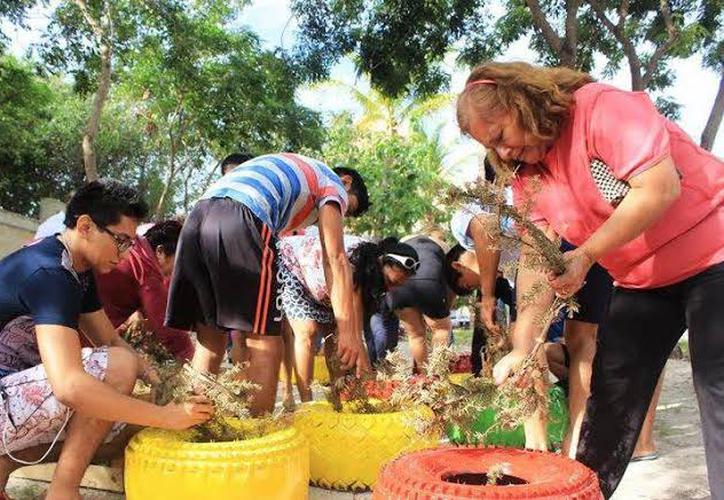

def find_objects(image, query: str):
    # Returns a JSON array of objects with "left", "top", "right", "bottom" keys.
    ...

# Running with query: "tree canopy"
[
  {"left": 0, "top": 0, "right": 325, "bottom": 217},
  {"left": 291, "top": 0, "right": 722, "bottom": 126}
]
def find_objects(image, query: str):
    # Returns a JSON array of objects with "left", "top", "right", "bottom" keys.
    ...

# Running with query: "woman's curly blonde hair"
[{"left": 457, "top": 61, "right": 594, "bottom": 143}]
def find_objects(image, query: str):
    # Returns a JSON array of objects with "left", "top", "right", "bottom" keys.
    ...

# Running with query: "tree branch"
[
  {"left": 589, "top": 0, "right": 643, "bottom": 89},
  {"left": 700, "top": 73, "right": 724, "bottom": 151},
  {"left": 525, "top": 0, "right": 563, "bottom": 57},
  {"left": 563, "top": 0, "right": 582, "bottom": 66},
  {"left": 617, "top": 0, "right": 629, "bottom": 22},
  {"left": 74, "top": 0, "right": 104, "bottom": 41},
  {"left": 641, "top": 0, "right": 679, "bottom": 89},
  {"left": 75, "top": 0, "right": 112, "bottom": 181}
]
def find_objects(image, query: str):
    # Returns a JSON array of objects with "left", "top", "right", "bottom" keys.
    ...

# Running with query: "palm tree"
[{"left": 313, "top": 79, "right": 454, "bottom": 136}]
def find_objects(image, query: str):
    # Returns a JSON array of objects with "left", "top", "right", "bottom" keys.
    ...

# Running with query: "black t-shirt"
[
  {"left": 0, "top": 237, "right": 101, "bottom": 331},
  {"left": 384, "top": 236, "right": 451, "bottom": 319}
]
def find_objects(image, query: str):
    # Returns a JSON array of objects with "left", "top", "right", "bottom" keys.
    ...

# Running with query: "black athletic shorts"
[{"left": 166, "top": 197, "right": 282, "bottom": 335}]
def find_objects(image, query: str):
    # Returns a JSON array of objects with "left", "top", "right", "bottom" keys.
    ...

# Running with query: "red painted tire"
[
  {"left": 373, "top": 446, "right": 602, "bottom": 499},
  {"left": 449, "top": 353, "right": 472, "bottom": 374}
]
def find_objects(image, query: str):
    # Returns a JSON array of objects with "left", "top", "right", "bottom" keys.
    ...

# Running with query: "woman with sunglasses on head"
[
  {"left": 277, "top": 230, "right": 419, "bottom": 403},
  {"left": 456, "top": 61, "right": 723, "bottom": 498},
  {"left": 383, "top": 235, "right": 456, "bottom": 371}
]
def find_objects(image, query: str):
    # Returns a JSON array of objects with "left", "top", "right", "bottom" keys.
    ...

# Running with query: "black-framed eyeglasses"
[
  {"left": 96, "top": 224, "right": 134, "bottom": 253},
  {"left": 383, "top": 253, "right": 420, "bottom": 272}
]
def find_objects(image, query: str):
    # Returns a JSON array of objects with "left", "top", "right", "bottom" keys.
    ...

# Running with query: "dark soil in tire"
[{"left": 443, "top": 472, "right": 529, "bottom": 486}]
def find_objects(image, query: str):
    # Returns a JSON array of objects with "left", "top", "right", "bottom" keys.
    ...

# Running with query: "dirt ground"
[
  {"left": 610, "top": 358, "right": 710, "bottom": 500},
  {"left": 6, "top": 358, "right": 710, "bottom": 499}
]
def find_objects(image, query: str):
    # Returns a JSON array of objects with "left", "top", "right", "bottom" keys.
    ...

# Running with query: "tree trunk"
[
  {"left": 155, "top": 127, "right": 179, "bottom": 218},
  {"left": 76, "top": 0, "right": 113, "bottom": 182},
  {"left": 155, "top": 107, "right": 187, "bottom": 218},
  {"left": 81, "top": 41, "right": 112, "bottom": 181},
  {"left": 559, "top": 46, "right": 577, "bottom": 69},
  {"left": 628, "top": 58, "right": 644, "bottom": 91},
  {"left": 155, "top": 152, "right": 177, "bottom": 219},
  {"left": 701, "top": 73, "right": 724, "bottom": 151}
]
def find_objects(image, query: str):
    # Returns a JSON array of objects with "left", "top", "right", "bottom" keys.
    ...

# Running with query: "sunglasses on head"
[{"left": 383, "top": 253, "right": 420, "bottom": 272}]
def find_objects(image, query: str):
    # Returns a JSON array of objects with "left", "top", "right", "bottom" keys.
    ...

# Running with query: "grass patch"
[
  {"left": 678, "top": 339, "right": 689, "bottom": 359},
  {"left": 452, "top": 328, "right": 473, "bottom": 350}
]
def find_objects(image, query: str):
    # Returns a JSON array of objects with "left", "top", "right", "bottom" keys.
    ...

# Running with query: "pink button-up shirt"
[{"left": 512, "top": 83, "right": 724, "bottom": 289}]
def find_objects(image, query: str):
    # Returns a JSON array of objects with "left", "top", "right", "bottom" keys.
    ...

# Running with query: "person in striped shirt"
[{"left": 166, "top": 153, "right": 370, "bottom": 413}]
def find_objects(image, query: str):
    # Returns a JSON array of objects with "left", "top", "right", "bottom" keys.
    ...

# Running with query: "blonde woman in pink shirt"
[{"left": 456, "top": 61, "right": 724, "bottom": 499}]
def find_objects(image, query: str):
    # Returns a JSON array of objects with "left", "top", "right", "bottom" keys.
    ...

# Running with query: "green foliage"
[
  {"left": 113, "top": 1, "right": 324, "bottom": 216},
  {"left": 0, "top": 0, "right": 40, "bottom": 47},
  {"left": 0, "top": 54, "right": 55, "bottom": 215},
  {"left": 2, "top": 1, "right": 325, "bottom": 217},
  {"left": 290, "top": 0, "right": 478, "bottom": 97},
  {"left": 0, "top": 56, "right": 161, "bottom": 216},
  {"left": 120, "top": 6, "right": 323, "bottom": 155},
  {"left": 319, "top": 113, "right": 448, "bottom": 238},
  {"left": 290, "top": 0, "right": 715, "bottom": 116}
]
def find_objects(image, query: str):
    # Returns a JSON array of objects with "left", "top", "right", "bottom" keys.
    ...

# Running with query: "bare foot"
[
  {"left": 282, "top": 392, "right": 296, "bottom": 411},
  {"left": 45, "top": 480, "right": 83, "bottom": 500}
]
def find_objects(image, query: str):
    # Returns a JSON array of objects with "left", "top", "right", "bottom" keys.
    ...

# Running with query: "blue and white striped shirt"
[{"left": 202, "top": 153, "right": 348, "bottom": 234}]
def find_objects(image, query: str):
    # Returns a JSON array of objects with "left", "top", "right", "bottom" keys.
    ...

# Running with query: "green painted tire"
[{"left": 446, "top": 385, "right": 568, "bottom": 447}]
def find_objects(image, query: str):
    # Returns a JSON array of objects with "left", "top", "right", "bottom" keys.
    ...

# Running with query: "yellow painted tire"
[
  {"left": 125, "top": 422, "right": 309, "bottom": 500},
  {"left": 448, "top": 372, "right": 471, "bottom": 385},
  {"left": 294, "top": 401, "right": 438, "bottom": 492},
  {"left": 280, "top": 355, "right": 331, "bottom": 385}
]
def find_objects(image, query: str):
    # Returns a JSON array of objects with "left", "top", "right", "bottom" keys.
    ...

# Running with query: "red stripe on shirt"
[{"left": 280, "top": 152, "right": 319, "bottom": 193}]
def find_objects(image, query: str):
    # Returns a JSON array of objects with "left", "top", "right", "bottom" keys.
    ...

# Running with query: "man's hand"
[
  {"left": 479, "top": 295, "right": 499, "bottom": 333},
  {"left": 161, "top": 395, "right": 214, "bottom": 430},
  {"left": 337, "top": 333, "right": 370, "bottom": 377},
  {"left": 492, "top": 349, "right": 527, "bottom": 385}
]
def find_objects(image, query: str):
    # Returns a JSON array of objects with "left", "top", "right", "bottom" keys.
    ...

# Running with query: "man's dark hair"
[
  {"left": 220, "top": 152, "right": 254, "bottom": 175},
  {"left": 64, "top": 180, "right": 148, "bottom": 229},
  {"left": 333, "top": 166, "right": 369, "bottom": 216},
  {"left": 144, "top": 219, "right": 184, "bottom": 256},
  {"left": 444, "top": 244, "right": 474, "bottom": 296}
]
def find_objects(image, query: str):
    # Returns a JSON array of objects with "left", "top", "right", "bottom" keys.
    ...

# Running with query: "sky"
[{"left": 3, "top": 0, "right": 722, "bottom": 184}]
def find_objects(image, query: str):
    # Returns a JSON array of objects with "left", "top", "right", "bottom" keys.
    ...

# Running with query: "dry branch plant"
[
  {"left": 322, "top": 335, "right": 399, "bottom": 414},
  {"left": 153, "top": 362, "right": 289, "bottom": 442},
  {"left": 120, "top": 315, "right": 176, "bottom": 365},
  {"left": 323, "top": 342, "right": 497, "bottom": 441},
  {"left": 445, "top": 169, "right": 578, "bottom": 431},
  {"left": 382, "top": 347, "right": 497, "bottom": 442}
]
